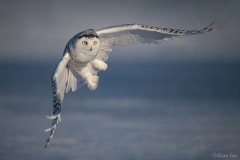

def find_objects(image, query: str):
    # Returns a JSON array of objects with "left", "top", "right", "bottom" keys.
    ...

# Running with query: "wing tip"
[
  {"left": 202, "top": 22, "right": 214, "bottom": 32},
  {"left": 44, "top": 138, "right": 51, "bottom": 148},
  {"left": 44, "top": 113, "right": 61, "bottom": 148}
]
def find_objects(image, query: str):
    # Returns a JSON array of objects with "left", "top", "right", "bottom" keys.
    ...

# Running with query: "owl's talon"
[
  {"left": 87, "top": 75, "right": 99, "bottom": 90},
  {"left": 91, "top": 59, "right": 108, "bottom": 71}
]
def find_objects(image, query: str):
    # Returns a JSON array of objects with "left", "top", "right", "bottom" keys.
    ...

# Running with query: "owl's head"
[{"left": 69, "top": 30, "right": 101, "bottom": 61}]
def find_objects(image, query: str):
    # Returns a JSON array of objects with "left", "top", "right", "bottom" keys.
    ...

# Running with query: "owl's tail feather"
[{"left": 44, "top": 113, "right": 61, "bottom": 148}]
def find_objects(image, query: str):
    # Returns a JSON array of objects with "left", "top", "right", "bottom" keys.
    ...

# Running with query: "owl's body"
[
  {"left": 44, "top": 23, "right": 213, "bottom": 148},
  {"left": 65, "top": 30, "right": 105, "bottom": 90}
]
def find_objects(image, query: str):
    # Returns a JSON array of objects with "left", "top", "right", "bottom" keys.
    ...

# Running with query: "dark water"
[{"left": 0, "top": 60, "right": 240, "bottom": 160}]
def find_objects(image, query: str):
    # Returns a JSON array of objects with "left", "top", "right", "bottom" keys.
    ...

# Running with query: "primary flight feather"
[{"left": 44, "top": 23, "right": 213, "bottom": 148}]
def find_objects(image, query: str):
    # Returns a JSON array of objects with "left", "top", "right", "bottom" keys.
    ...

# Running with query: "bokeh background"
[{"left": 0, "top": 0, "right": 240, "bottom": 159}]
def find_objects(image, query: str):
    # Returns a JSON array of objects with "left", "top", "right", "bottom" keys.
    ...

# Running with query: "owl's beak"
[{"left": 89, "top": 47, "right": 93, "bottom": 51}]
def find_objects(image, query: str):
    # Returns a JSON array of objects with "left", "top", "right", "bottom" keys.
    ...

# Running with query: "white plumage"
[{"left": 44, "top": 23, "right": 213, "bottom": 148}]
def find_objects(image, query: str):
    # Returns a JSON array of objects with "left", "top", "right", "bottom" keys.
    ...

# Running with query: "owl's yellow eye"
[
  {"left": 82, "top": 41, "right": 88, "bottom": 45},
  {"left": 93, "top": 41, "right": 97, "bottom": 45}
]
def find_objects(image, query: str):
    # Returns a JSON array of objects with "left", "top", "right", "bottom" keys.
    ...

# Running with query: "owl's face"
[
  {"left": 70, "top": 31, "right": 101, "bottom": 62},
  {"left": 75, "top": 36, "right": 100, "bottom": 53}
]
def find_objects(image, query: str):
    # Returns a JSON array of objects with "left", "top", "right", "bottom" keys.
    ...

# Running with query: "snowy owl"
[{"left": 44, "top": 23, "right": 213, "bottom": 147}]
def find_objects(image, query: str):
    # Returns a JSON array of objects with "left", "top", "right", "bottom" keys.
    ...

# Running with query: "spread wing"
[
  {"left": 95, "top": 23, "right": 213, "bottom": 61},
  {"left": 44, "top": 53, "right": 70, "bottom": 148},
  {"left": 44, "top": 53, "right": 86, "bottom": 148},
  {"left": 97, "top": 23, "right": 213, "bottom": 45}
]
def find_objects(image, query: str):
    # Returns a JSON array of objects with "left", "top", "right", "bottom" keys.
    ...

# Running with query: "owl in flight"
[{"left": 44, "top": 23, "right": 213, "bottom": 147}]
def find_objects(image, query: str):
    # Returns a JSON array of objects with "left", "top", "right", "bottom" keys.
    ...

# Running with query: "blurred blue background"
[{"left": 0, "top": 0, "right": 240, "bottom": 160}]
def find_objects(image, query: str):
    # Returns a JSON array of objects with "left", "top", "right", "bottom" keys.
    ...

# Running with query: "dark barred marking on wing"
[
  {"left": 137, "top": 23, "right": 214, "bottom": 35},
  {"left": 44, "top": 77, "right": 62, "bottom": 148}
]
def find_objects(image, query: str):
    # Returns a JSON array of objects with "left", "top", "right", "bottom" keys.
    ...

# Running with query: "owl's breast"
[{"left": 68, "top": 58, "right": 88, "bottom": 72}]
